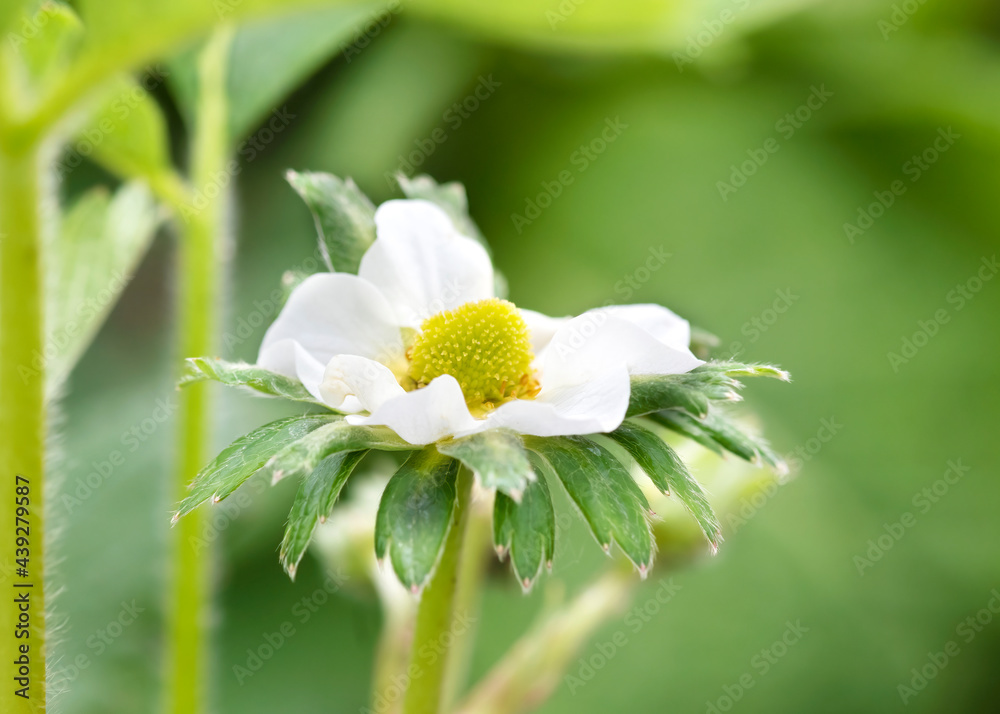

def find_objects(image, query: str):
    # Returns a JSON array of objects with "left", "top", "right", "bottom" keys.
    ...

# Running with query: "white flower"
[{"left": 258, "top": 199, "right": 703, "bottom": 445}]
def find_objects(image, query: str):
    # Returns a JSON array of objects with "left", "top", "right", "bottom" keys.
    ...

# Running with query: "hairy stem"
[
  {"left": 402, "top": 467, "right": 474, "bottom": 714},
  {"left": 0, "top": 135, "right": 47, "bottom": 714},
  {"left": 163, "top": 26, "right": 233, "bottom": 714}
]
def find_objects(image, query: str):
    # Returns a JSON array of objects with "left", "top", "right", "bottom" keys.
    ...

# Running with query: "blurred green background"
[{"left": 54, "top": 0, "right": 1000, "bottom": 712}]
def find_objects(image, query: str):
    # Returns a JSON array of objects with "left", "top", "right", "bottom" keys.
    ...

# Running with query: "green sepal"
[
  {"left": 173, "top": 414, "right": 337, "bottom": 519},
  {"left": 493, "top": 474, "right": 555, "bottom": 591},
  {"left": 265, "top": 420, "right": 415, "bottom": 484},
  {"left": 526, "top": 436, "right": 654, "bottom": 573},
  {"left": 627, "top": 375, "right": 710, "bottom": 418},
  {"left": 286, "top": 170, "right": 376, "bottom": 274},
  {"left": 437, "top": 430, "right": 535, "bottom": 501},
  {"left": 375, "top": 448, "right": 461, "bottom": 593},
  {"left": 609, "top": 421, "right": 721, "bottom": 550},
  {"left": 280, "top": 449, "right": 368, "bottom": 580},
  {"left": 648, "top": 410, "right": 725, "bottom": 457},
  {"left": 180, "top": 357, "right": 326, "bottom": 406}
]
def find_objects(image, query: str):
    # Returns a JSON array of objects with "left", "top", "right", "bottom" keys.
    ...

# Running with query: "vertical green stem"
[
  {"left": 0, "top": 137, "right": 46, "bottom": 714},
  {"left": 163, "top": 26, "right": 232, "bottom": 714},
  {"left": 403, "top": 468, "right": 474, "bottom": 714}
]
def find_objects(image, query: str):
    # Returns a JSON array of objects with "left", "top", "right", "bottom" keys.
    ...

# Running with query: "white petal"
[
  {"left": 474, "top": 366, "right": 630, "bottom": 437},
  {"left": 586, "top": 304, "right": 692, "bottom": 351},
  {"left": 359, "top": 199, "right": 494, "bottom": 327},
  {"left": 256, "top": 338, "right": 326, "bottom": 399},
  {"left": 519, "top": 308, "right": 568, "bottom": 354},
  {"left": 346, "top": 375, "right": 479, "bottom": 445},
  {"left": 541, "top": 314, "right": 703, "bottom": 390},
  {"left": 258, "top": 272, "right": 405, "bottom": 370},
  {"left": 319, "top": 355, "right": 406, "bottom": 412}
]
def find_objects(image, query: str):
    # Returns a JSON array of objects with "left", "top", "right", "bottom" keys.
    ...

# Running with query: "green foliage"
[
  {"left": 375, "top": 448, "right": 461, "bottom": 592},
  {"left": 493, "top": 472, "right": 555, "bottom": 591},
  {"left": 174, "top": 414, "right": 337, "bottom": 518},
  {"left": 286, "top": 170, "right": 376, "bottom": 273},
  {"left": 46, "top": 182, "right": 161, "bottom": 396},
  {"left": 280, "top": 449, "right": 368, "bottom": 578},
  {"left": 437, "top": 430, "right": 534, "bottom": 500},
  {"left": 74, "top": 72, "right": 174, "bottom": 188},
  {"left": 180, "top": 356, "right": 324, "bottom": 405},
  {"left": 264, "top": 418, "right": 414, "bottom": 483},
  {"left": 167, "top": 6, "right": 375, "bottom": 139},
  {"left": 527, "top": 435, "right": 654, "bottom": 573},
  {"left": 609, "top": 420, "right": 721, "bottom": 549}
]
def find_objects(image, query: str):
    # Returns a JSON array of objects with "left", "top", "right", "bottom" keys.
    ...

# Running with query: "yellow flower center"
[{"left": 407, "top": 298, "right": 538, "bottom": 413}]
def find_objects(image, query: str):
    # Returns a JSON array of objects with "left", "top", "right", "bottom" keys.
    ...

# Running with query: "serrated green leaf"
[
  {"left": 280, "top": 449, "right": 368, "bottom": 579},
  {"left": 74, "top": 71, "right": 173, "bottom": 186},
  {"left": 437, "top": 430, "right": 534, "bottom": 500},
  {"left": 286, "top": 170, "right": 376, "bottom": 274},
  {"left": 609, "top": 421, "right": 721, "bottom": 549},
  {"left": 526, "top": 435, "right": 653, "bottom": 572},
  {"left": 493, "top": 475, "right": 554, "bottom": 591},
  {"left": 374, "top": 448, "right": 460, "bottom": 592},
  {"left": 648, "top": 409, "right": 725, "bottom": 457},
  {"left": 180, "top": 357, "right": 324, "bottom": 406},
  {"left": 699, "top": 410, "right": 788, "bottom": 475},
  {"left": 46, "top": 182, "right": 161, "bottom": 397},
  {"left": 174, "top": 414, "right": 337, "bottom": 519},
  {"left": 265, "top": 419, "right": 414, "bottom": 484},
  {"left": 627, "top": 374, "right": 710, "bottom": 418}
]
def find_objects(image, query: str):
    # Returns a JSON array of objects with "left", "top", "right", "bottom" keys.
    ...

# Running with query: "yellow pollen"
[{"left": 407, "top": 298, "right": 538, "bottom": 412}]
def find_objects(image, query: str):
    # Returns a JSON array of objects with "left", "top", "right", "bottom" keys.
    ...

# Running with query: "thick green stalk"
[
  {"left": 0, "top": 136, "right": 46, "bottom": 714},
  {"left": 163, "top": 27, "right": 233, "bottom": 714},
  {"left": 403, "top": 468, "right": 474, "bottom": 714}
]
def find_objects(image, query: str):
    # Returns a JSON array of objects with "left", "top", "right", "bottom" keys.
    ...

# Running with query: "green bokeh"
[{"left": 54, "top": 2, "right": 1000, "bottom": 712}]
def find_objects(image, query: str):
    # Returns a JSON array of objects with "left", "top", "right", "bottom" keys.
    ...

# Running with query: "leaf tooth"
[
  {"left": 601, "top": 543, "right": 611, "bottom": 554},
  {"left": 495, "top": 545, "right": 509, "bottom": 561},
  {"left": 409, "top": 583, "right": 421, "bottom": 596}
]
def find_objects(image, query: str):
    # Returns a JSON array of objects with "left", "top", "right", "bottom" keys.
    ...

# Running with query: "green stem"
[
  {"left": 402, "top": 467, "right": 474, "bottom": 714},
  {"left": 455, "top": 568, "right": 636, "bottom": 714},
  {"left": 163, "top": 26, "right": 233, "bottom": 714},
  {"left": 440, "top": 494, "right": 491, "bottom": 711},
  {"left": 0, "top": 136, "right": 46, "bottom": 714}
]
